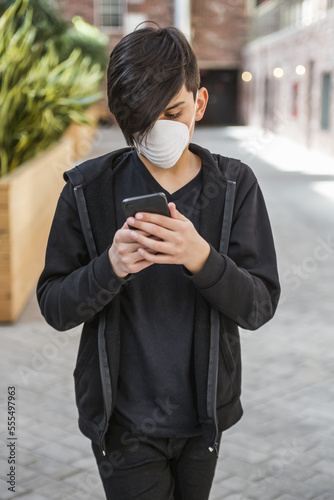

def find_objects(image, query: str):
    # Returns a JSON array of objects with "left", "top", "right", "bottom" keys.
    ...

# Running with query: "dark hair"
[{"left": 107, "top": 25, "right": 200, "bottom": 146}]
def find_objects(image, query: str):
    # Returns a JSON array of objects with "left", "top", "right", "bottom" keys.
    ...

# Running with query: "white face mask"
[{"left": 134, "top": 92, "right": 198, "bottom": 169}]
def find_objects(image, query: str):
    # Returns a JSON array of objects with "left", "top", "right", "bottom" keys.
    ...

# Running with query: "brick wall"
[
  {"left": 192, "top": 0, "right": 247, "bottom": 68},
  {"left": 241, "top": 8, "right": 334, "bottom": 155},
  {"left": 134, "top": 0, "right": 174, "bottom": 27},
  {"left": 57, "top": 0, "right": 95, "bottom": 25},
  {"left": 58, "top": 0, "right": 247, "bottom": 67}
]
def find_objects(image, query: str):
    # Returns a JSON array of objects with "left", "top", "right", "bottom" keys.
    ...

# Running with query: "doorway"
[{"left": 199, "top": 69, "right": 239, "bottom": 125}]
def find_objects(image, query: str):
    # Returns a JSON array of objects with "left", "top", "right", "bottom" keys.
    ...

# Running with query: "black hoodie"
[{"left": 36, "top": 143, "right": 280, "bottom": 456}]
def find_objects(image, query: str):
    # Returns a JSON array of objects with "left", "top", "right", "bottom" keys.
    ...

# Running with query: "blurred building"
[
  {"left": 56, "top": 0, "right": 247, "bottom": 126},
  {"left": 242, "top": 0, "right": 334, "bottom": 155}
]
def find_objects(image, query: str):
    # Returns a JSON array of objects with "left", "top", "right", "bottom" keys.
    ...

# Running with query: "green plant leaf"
[{"left": 0, "top": 0, "right": 105, "bottom": 177}]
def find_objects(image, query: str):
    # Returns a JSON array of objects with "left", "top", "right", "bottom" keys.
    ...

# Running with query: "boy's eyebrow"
[{"left": 164, "top": 101, "right": 185, "bottom": 112}]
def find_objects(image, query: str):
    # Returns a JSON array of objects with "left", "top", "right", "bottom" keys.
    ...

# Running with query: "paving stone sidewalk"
[{"left": 0, "top": 125, "right": 333, "bottom": 499}]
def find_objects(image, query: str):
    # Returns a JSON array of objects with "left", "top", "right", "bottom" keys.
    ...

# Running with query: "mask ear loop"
[{"left": 189, "top": 90, "right": 199, "bottom": 131}]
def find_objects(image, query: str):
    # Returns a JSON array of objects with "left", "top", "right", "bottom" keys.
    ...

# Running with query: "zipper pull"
[
  {"left": 208, "top": 441, "right": 219, "bottom": 458},
  {"left": 100, "top": 435, "right": 107, "bottom": 456}
]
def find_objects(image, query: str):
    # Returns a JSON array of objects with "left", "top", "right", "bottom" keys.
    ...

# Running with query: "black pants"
[{"left": 91, "top": 422, "right": 222, "bottom": 500}]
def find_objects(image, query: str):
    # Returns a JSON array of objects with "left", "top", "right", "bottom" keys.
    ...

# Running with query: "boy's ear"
[{"left": 195, "top": 87, "right": 209, "bottom": 122}]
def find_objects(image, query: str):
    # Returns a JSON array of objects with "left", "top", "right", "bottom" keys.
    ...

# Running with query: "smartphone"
[{"left": 122, "top": 192, "right": 170, "bottom": 228}]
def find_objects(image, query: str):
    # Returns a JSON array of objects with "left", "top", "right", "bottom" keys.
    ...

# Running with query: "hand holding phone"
[{"left": 109, "top": 193, "right": 170, "bottom": 277}]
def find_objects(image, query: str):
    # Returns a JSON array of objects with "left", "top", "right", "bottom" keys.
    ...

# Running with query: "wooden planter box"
[
  {"left": 0, "top": 106, "right": 101, "bottom": 322},
  {"left": 0, "top": 138, "right": 74, "bottom": 322}
]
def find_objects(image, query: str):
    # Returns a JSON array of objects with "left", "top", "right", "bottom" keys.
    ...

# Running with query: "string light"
[
  {"left": 296, "top": 65, "right": 306, "bottom": 76},
  {"left": 242, "top": 71, "right": 253, "bottom": 82},
  {"left": 273, "top": 67, "right": 284, "bottom": 78}
]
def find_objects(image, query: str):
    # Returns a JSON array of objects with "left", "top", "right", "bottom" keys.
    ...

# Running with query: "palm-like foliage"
[{"left": 0, "top": 0, "right": 105, "bottom": 176}]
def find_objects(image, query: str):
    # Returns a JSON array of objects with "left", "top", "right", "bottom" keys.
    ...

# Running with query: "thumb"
[{"left": 168, "top": 202, "right": 188, "bottom": 221}]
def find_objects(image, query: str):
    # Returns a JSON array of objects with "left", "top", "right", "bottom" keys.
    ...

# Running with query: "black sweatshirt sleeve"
[
  {"left": 36, "top": 182, "right": 132, "bottom": 331},
  {"left": 183, "top": 166, "right": 280, "bottom": 330}
]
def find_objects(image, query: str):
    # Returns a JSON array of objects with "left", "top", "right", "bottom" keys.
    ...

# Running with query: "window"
[
  {"left": 292, "top": 82, "right": 299, "bottom": 118},
  {"left": 264, "top": 76, "right": 275, "bottom": 128},
  {"left": 97, "top": 0, "right": 124, "bottom": 29},
  {"left": 321, "top": 72, "right": 331, "bottom": 130}
]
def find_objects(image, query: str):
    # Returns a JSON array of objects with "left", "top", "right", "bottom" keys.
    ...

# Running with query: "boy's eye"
[{"left": 166, "top": 111, "right": 181, "bottom": 119}]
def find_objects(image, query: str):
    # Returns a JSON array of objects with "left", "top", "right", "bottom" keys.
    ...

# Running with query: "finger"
[
  {"left": 168, "top": 202, "right": 188, "bottom": 221},
  {"left": 129, "top": 213, "right": 179, "bottom": 231},
  {"left": 127, "top": 245, "right": 161, "bottom": 267},
  {"left": 137, "top": 247, "right": 173, "bottom": 264},
  {"left": 130, "top": 259, "right": 155, "bottom": 273},
  {"left": 133, "top": 229, "right": 153, "bottom": 238},
  {"left": 121, "top": 219, "right": 152, "bottom": 237},
  {"left": 145, "top": 247, "right": 159, "bottom": 254},
  {"left": 117, "top": 227, "right": 153, "bottom": 243},
  {"left": 129, "top": 231, "right": 170, "bottom": 254},
  {"left": 128, "top": 219, "right": 173, "bottom": 241}
]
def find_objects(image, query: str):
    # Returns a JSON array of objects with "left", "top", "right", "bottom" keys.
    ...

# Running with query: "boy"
[{"left": 37, "top": 25, "right": 280, "bottom": 500}]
